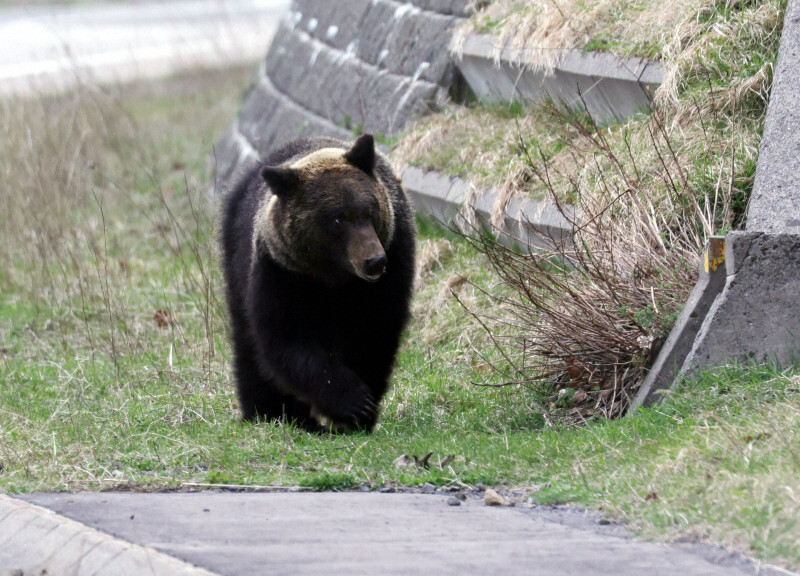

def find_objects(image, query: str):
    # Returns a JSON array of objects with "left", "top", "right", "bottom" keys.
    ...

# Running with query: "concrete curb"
[
  {"left": 454, "top": 33, "right": 663, "bottom": 123},
  {"left": 677, "top": 232, "right": 800, "bottom": 376},
  {"left": 402, "top": 165, "right": 571, "bottom": 251},
  {"left": 632, "top": 238, "right": 728, "bottom": 408},
  {"left": 0, "top": 494, "right": 218, "bottom": 576}
]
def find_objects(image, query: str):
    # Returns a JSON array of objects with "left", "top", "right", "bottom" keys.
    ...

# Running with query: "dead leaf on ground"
[
  {"left": 153, "top": 309, "right": 171, "bottom": 328},
  {"left": 743, "top": 433, "right": 772, "bottom": 442},
  {"left": 392, "top": 454, "right": 412, "bottom": 469},
  {"left": 393, "top": 452, "right": 456, "bottom": 470}
]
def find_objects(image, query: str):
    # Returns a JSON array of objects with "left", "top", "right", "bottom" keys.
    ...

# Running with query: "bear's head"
[{"left": 258, "top": 134, "right": 396, "bottom": 285}]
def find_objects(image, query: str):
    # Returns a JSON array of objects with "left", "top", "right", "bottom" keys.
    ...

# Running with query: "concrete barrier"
[
  {"left": 213, "top": 0, "right": 477, "bottom": 192},
  {"left": 402, "top": 166, "right": 571, "bottom": 252},
  {"left": 454, "top": 33, "right": 662, "bottom": 124}
]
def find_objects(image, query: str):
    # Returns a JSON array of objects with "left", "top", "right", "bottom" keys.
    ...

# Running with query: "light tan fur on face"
[
  {"left": 373, "top": 181, "right": 394, "bottom": 248},
  {"left": 254, "top": 193, "right": 307, "bottom": 274},
  {"left": 254, "top": 194, "right": 282, "bottom": 263},
  {"left": 289, "top": 148, "right": 348, "bottom": 172}
]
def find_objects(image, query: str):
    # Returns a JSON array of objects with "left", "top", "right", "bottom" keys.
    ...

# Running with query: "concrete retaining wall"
[
  {"left": 214, "top": 0, "right": 667, "bottom": 195},
  {"left": 455, "top": 33, "right": 663, "bottom": 124},
  {"left": 213, "top": 0, "right": 479, "bottom": 192},
  {"left": 213, "top": 0, "right": 670, "bottom": 251},
  {"left": 402, "top": 166, "right": 571, "bottom": 251}
]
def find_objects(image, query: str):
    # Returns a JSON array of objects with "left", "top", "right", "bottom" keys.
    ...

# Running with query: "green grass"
[{"left": 1, "top": 63, "right": 800, "bottom": 571}]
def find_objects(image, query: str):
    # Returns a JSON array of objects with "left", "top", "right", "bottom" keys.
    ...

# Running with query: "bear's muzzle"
[
  {"left": 363, "top": 254, "right": 388, "bottom": 281},
  {"left": 349, "top": 224, "right": 387, "bottom": 282}
]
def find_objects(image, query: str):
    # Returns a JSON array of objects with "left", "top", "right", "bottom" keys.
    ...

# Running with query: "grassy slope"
[{"left": 0, "top": 62, "right": 798, "bottom": 571}]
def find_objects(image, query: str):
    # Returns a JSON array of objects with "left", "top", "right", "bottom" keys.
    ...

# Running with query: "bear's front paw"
[{"left": 315, "top": 369, "right": 376, "bottom": 427}]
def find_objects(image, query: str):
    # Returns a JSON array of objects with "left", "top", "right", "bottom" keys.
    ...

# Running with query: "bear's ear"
[
  {"left": 344, "top": 133, "right": 375, "bottom": 175},
  {"left": 261, "top": 166, "right": 299, "bottom": 196}
]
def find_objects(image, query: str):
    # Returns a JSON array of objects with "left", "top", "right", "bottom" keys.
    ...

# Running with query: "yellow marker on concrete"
[{"left": 704, "top": 237, "right": 726, "bottom": 274}]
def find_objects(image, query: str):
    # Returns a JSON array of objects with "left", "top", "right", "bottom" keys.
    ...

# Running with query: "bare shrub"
[
  {"left": 448, "top": 0, "right": 785, "bottom": 423},
  {"left": 457, "top": 106, "right": 697, "bottom": 421}
]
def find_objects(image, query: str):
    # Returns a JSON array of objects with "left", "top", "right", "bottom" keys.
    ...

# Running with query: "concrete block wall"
[
  {"left": 401, "top": 166, "right": 572, "bottom": 252},
  {"left": 214, "top": 0, "right": 479, "bottom": 191},
  {"left": 455, "top": 34, "right": 662, "bottom": 124}
]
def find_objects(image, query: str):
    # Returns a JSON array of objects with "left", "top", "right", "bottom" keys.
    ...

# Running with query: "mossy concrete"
[{"left": 402, "top": 166, "right": 571, "bottom": 252}]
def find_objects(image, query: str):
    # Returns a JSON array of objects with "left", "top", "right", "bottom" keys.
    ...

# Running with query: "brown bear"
[{"left": 218, "top": 134, "right": 416, "bottom": 431}]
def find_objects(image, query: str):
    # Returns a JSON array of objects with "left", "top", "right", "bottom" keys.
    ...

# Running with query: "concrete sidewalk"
[{"left": 2, "top": 491, "right": 791, "bottom": 576}]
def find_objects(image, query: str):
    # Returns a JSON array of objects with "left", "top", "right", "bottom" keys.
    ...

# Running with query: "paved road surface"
[
  {"left": 2, "top": 491, "right": 791, "bottom": 576},
  {"left": 0, "top": 0, "right": 290, "bottom": 96}
]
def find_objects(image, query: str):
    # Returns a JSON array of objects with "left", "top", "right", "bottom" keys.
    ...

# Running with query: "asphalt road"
[
  {"left": 0, "top": 0, "right": 290, "bottom": 96},
  {"left": 6, "top": 491, "right": 791, "bottom": 576}
]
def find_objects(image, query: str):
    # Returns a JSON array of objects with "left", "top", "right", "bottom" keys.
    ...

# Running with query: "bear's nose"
[{"left": 364, "top": 254, "right": 388, "bottom": 278}]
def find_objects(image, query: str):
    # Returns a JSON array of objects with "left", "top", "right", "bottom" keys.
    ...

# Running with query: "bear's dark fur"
[{"left": 218, "top": 134, "right": 416, "bottom": 431}]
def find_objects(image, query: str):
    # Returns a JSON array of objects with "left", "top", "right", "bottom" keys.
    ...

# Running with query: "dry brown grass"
[
  {"left": 0, "top": 66, "right": 255, "bottom": 492},
  {"left": 0, "top": 68, "right": 248, "bottom": 372},
  {"left": 0, "top": 90, "right": 124, "bottom": 262},
  {"left": 452, "top": 0, "right": 707, "bottom": 70},
  {"left": 0, "top": 89, "right": 137, "bottom": 371},
  {"left": 657, "top": 0, "right": 782, "bottom": 122}
]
